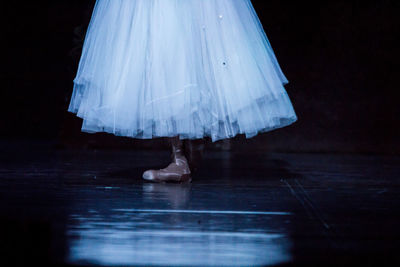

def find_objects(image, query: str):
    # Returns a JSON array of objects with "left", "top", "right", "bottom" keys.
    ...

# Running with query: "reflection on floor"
[{"left": 0, "top": 141, "right": 399, "bottom": 266}]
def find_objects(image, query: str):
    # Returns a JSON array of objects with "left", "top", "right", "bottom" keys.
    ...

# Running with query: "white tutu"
[{"left": 68, "top": 0, "right": 297, "bottom": 142}]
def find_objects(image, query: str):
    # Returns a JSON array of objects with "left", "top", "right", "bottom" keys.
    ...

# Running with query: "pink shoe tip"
[{"left": 142, "top": 170, "right": 154, "bottom": 181}]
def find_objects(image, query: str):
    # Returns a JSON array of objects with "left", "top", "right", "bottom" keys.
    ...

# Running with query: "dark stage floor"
[{"left": 0, "top": 140, "right": 399, "bottom": 266}]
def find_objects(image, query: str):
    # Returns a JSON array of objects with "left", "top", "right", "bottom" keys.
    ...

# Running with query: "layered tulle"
[{"left": 68, "top": 0, "right": 297, "bottom": 142}]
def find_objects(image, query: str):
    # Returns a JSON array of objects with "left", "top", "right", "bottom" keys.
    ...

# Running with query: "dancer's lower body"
[{"left": 142, "top": 136, "right": 205, "bottom": 183}]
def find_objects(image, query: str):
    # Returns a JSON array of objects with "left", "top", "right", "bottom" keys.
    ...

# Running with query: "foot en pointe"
[{"left": 142, "top": 136, "right": 204, "bottom": 183}]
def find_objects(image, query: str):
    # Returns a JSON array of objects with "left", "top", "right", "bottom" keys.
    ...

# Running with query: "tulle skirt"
[{"left": 68, "top": 0, "right": 297, "bottom": 142}]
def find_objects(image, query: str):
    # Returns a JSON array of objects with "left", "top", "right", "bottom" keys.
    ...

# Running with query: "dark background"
[{"left": 1, "top": 0, "right": 399, "bottom": 154}]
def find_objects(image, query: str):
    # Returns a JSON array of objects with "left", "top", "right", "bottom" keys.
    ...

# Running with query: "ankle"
[
  {"left": 172, "top": 146, "right": 184, "bottom": 155},
  {"left": 173, "top": 152, "right": 187, "bottom": 164}
]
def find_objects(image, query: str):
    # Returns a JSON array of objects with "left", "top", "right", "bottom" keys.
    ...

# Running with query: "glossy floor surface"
[{"left": 1, "top": 141, "right": 399, "bottom": 266}]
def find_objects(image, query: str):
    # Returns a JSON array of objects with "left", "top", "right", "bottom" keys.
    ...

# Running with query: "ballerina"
[{"left": 68, "top": 0, "right": 298, "bottom": 183}]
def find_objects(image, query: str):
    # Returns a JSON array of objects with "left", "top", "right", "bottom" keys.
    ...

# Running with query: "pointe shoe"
[{"left": 142, "top": 149, "right": 192, "bottom": 183}]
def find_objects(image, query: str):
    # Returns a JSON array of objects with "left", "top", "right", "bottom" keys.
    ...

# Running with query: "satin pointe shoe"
[{"left": 142, "top": 139, "right": 192, "bottom": 183}]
